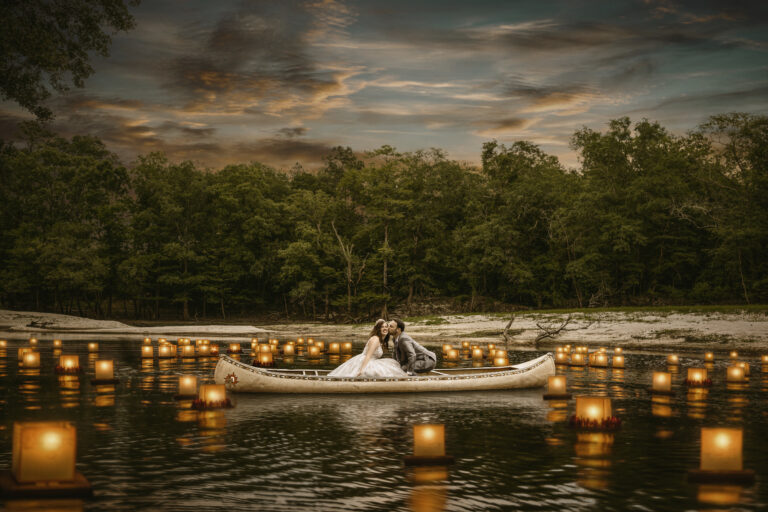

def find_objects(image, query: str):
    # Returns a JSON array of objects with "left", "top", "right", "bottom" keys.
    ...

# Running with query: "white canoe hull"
[{"left": 214, "top": 353, "right": 555, "bottom": 394}]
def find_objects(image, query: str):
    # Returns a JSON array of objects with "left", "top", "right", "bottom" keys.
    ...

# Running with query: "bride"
[{"left": 328, "top": 319, "right": 407, "bottom": 378}]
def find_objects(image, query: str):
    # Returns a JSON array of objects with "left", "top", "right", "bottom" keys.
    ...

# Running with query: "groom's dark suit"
[{"left": 393, "top": 332, "right": 436, "bottom": 375}]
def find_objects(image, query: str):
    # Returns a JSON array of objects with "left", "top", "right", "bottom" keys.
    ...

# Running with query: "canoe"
[{"left": 213, "top": 352, "right": 555, "bottom": 394}]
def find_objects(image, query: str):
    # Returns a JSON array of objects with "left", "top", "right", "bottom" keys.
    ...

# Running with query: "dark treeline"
[{"left": 1, "top": 114, "right": 766, "bottom": 321}]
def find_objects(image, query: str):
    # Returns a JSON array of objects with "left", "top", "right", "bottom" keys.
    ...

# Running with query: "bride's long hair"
[{"left": 369, "top": 319, "right": 389, "bottom": 350}]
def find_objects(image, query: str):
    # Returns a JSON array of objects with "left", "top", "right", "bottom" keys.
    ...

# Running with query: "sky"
[{"left": 2, "top": 0, "right": 767, "bottom": 170}]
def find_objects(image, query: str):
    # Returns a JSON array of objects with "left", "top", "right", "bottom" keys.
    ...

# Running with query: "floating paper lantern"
[
  {"left": 258, "top": 344, "right": 271, "bottom": 354},
  {"left": 143, "top": 337, "right": 152, "bottom": 345},
  {"left": 158, "top": 338, "right": 167, "bottom": 344},
  {"left": 94, "top": 360, "right": 114, "bottom": 381},
  {"left": 228, "top": 343, "right": 241, "bottom": 354},
  {"left": 18, "top": 347, "right": 35, "bottom": 361},
  {"left": 442, "top": 344, "right": 452, "bottom": 354},
  {"left": 570, "top": 353, "right": 586, "bottom": 366},
  {"left": 197, "top": 344, "right": 211, "bottom": 357},
  {"left": 613, "top": 355, "right": 625, "bottom": 368},
  {"left": 210, "top": 344, "right": 219, "bottom": 356},
  {"left": 141, "top": 345, "right": 154, "bottom": 359},
  {"left": 251, "top": 337, "right": 259, "bottom": 344},
  {"left": 58, "top": 355, "right": 80, "bottom": 373},
  {"left": 461, "top": 341, "right": 470, "bottom": 350},
  {"left": 700, "top": 428, "right": 742, "bottom": 471},
  {"left": 614, "top": 347, "right": 623, "bottom": 355},
  {"left": 571, "top": 397, "right": 619, "bottom": 429},
  {"left": 181, "top": 345, "right": 196, "bottom": 358},
  {"left": 412, "top": 424, "right": 445, "bottom": 457},
  {"left": 761, "top": 354, "right": 768, "bottom": 363},
  {"left": 652, "top": 372, "right": 672, "bottom": 393},
  {"left": 307, "top": 346, "right": 321, "bottom": 359},
  {"left": 88, "top": 343, "right": 98, "bottom": 352},
  {"left": 493, "top": 352, "right": 509, "bottom": 366},
  {"left": 0, "top": 339, "right": 6, "bottom": 348},
  {"left": 283, "top": 344, "right": 295, "bottom": 356},
  {"left": 250, "top": 340, "right": 259, "bottom": 350},
  {"left": 178, "top": 375, "right": 197, "bottom": 397},
  {"left": 555, "top": 352, "right": 569, "bottom": 365},
  {"left": 471, "top": 348, "right": 484, "bottom": 361},
  {"left": 256, "top": 352, "right": 274, "bottom": 367},
  {"left": 328, "top": 342, "right": 340, "bottom": 354},
  {"left": 315, "top": 341, "right": 325, "bottom": 352},
  {"left": 737, "top": 362, "right": 750, "bottom": 376},
  {"left": 704, "top": 352, "right": 714, "bottom": 362},
  {"left": 726, "top": 365, "right": 745, "bottom": 383},
  {"left": 598, "top": 347, "right": 607, "bottom": 353},
  {"left": 53, "top": 339, "right": 63, "bottom": 348},
  {"left": 22, "top": 351, "right": 40, "bottom": 369},
  {"left": 341, "top": 342, "right": 352, "bottom": 354},
  {"left": 307, "top": 337, "right": 314, "bottom": 344},
  {"left": 297, "top": 338, "right": 304, "bottom": 345},
  {"left": 445, "top": 349, "right": 460, "bottom": 362},
  {"left": 12, "top": 421, "right": 77, "bottom": 483},
  {"left": 667, "top": 354, "right": 679, "bottom": 365},
  {"left": 556, "top": 346, "right": 564, "bottom": 353},
  {"left": 686, "top": 368, "right": 709, "bottom": 387},
  {"left": 158, "top": 345, "right": 174, "bottom": 359},
  {"left": 544, "top": 376, "right": 570, "bottom": 399},
  {"left": 729, "top": 351, "right": 738, "bottom": 360},
  {"left": 487, "top": 343, "right": 496, "bottom": 351},
  {"left": 196, "top": 384, "right": 230, "bottom": 408},
  {"left": 28, "top": 337, "right": 38, "bottom": 346},
  {"left": 592, "top": 353, "right": 608, "bottom": 368}
]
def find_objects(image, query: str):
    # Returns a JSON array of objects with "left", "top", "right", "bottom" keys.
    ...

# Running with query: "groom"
[{"left": 389, "top": 318, "right": 437, "bottom": 375}]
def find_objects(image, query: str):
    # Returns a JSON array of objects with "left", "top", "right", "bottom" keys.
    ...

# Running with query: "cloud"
[
  {"left": 277, "top": 127, "right": 308, "bottom": 138},
  {"left": 472, "top": 117, "right": 539, "bottom": 137}
]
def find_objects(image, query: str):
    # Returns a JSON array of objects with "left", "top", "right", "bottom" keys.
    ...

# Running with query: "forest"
[{"left": 0, "top": 113, "right": 766, "bottom": 321}]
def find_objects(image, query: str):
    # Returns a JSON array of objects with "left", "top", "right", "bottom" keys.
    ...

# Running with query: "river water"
[{"left": 0, "top": 340, "right": 766, "bottom": 511}]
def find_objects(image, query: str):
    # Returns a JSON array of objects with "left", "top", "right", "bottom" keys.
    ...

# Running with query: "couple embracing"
[{"left": 328, "top": 318, "right": 437, "bottom": 378}]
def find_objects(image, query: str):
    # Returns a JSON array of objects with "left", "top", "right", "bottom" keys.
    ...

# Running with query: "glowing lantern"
[
  {"left": 210, "top": 344, "right": 219, "bottom": 355},
  {"left": 614, "top": 347, "right": 623, "bottom": 354},
  {"left": 613, "top": 355, "right": 625, "bottom": 368},
  {"left": 158, "top": 345, "right": 173, "bottom": 359},
  {"left": 53, "top": 339, "right": 63, "bottom": 348},
  {"left": 729, "top": 351, "right": 738, "bottom": 360},
  {"left": 761, "top": 355, "right": 768, "bottom": 363},
  {"left": 228, "top": 343, "right": 241, "bottom": 354},
  {"left": 544, "top": 375, "right": 569, "bottom": 399},
  {"left": 257, "top": 352, "right": 274, "bottom": 367},
  {"left": 28, "top": 337, "right": 38, "bottom": 346},
  {"left": 251, "top": 340, "right": 259, "bottom": 350},
  {"left": 570, "top": 352, "right": 586, "bottom": 366},
  {"left": 598, "top": 347, "right": 607, "bottom": 353},
  {"left": 22, "top": 351, "right": 40, "bottom": 369},
  {"left": 18, "top": 347, "right": 34, "bottom": 361},
  {"left": 487, "top": 343, "right": 496, "bottom": 351},
  {"left": 258, "top": 344, "right": 271, "bottom": 354},
  {"left": 493, "top": 353, "right": 509, "bottom": 367},
  {"left": 94, "top": 360, "right": 114, "bottom": 381},
  {"left": 726, "top": 365, "right": 745, "bottom": 383},
  {"left": 59, "top": 355, "right": 80, "bottom": 371},
  {"left": 341, "top": 342, "right": 352, "bottom": 354},
  {"left": 471, "top": 348, "right": 483, "bottom": 361},
  {"left": 307, "top": 337, "right": 314, "bottom": 344},
  {"left": 442, "top": 344, "right": 452, "bottom": 354},
  {"left": 12, "top": 421, "right": 77, "bottom": 483},
  {"left": 700, "top": 428, "right": 743, "bottom": 471},
  {"left": 652, "top": 371, "right": 672, "bottom": 393},
  {"left": 445, "top": 349, "right": 459, "bottom": 361},
  {"left": 88, "top": 343, "right": 98, "bottom": 352},
  {"left": 461, "top": 341, "right": 470, "bottom": 350},
  {"left": 705, "top": 352, "right": 714, "bottom": 362},
  {"left": 555, "top": 352, "right": 569, "bottom": 365},
  {"left": 269, "top": 339, "right": 279, "bottom": 346},
  {"left": 297, "top": 338, "right": 305, "bottom": 345},
  {"left": 308, "top": 346, "right": 321, "bottom": 359},
  {"left": 667, "top": 354, "right": 679, "bottom": 365},
  {"left": 737, "top": 362, "right": 750, "bottom": 376},
  {"left": 574, "top": 397, "right": 612, "bottom": 422},
  {"left": 197, "top": 344, "right": 211, "bottom": 357},
  {"left": 181, "top": 345, "right": 196, "bottom": 358},
  {"left": 687, "top": 368, "right": 708, "bottom": 386},
  {"left": 198, "top": 384, "right": 227, "bottom": 406},
  {"left": 283, "top": 344, "right": 295, "bottom": 356},
  {"left": 158, "top": 338, "right": 167, "bottom": 344},
  {"left": 592, "top": 353, "right": 608, "bottom": 368},
  {"left": 0, "top": 339, "right": 6, "bottom": 348},
  {"left": 251, "top": 337, "right": 259, "bottom": 345},
  {"left": 328, "top": 342, "right": 340, "bottom": 354},
  {"left": 413, "top": 424, "right": 445, "bottom": 457},
  {"left": 141, "top": 345, "right": 154, "bottom": 358},
  {"left": 143, "top": 337, "right": 152, "bottom": 345},
  {"left": 315, "top": 341, "right": 325, "bottom": 352},
  {"left": 178, "top": 375, "right": 197, "bottom": 397}
]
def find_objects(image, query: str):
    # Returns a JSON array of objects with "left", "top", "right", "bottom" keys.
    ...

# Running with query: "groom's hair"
[{"left": 393, "top": 318, "right": 405, "bottom": 332}]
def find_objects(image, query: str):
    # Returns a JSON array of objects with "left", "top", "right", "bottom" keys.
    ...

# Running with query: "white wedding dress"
[{"left": 328, "top": 338, "right": 407, "bottom": 378}]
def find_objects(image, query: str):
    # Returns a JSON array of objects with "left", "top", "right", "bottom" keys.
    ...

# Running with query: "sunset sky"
[{"left": 2, "top": 0, "right": 767, "bottom": 170}]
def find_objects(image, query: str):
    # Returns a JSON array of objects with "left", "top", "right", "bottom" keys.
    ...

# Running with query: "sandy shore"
[{"left": 2, "top": 308, "right": 766, "bottom": 354}]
